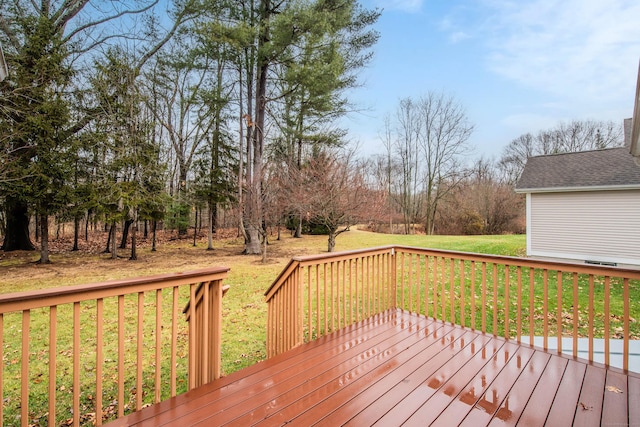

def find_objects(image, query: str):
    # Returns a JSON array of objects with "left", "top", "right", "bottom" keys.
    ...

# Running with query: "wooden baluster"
[
  {"left": 307, "top": 267, "right": 312, "bottom": 341},
  {"left": 529, "top": 268, "right": 535, "bottom": 344},
  {"left": 433, "top": 257, "right": 439, "bottom": 320},
  {"left": 588, "top": 275, "right": 595, "bottom": 362},
  {"left": 572, "top": 274, "right": 578, "bottom": 358},
  {"left": 136, "top": 292, "right": 144, "bottom": 410},
  {"left": 315, "top": 265, "right": 320, "bottom": 338},
  {"left": 543, "top": 270, "right": 549, "bottom": 350},
  {"left": 470, "top": 261, "right": 476, "bottom": 330},
  {"left": 556, "top": 271, "right": 563, "bottom": 354},
  {"left": 504, "top": 266, "right": 510, "bottom": 340},
  {"left": 49, "top": 307, "right": 57, "bottom": 426},
  {"left": 624, "top": 278, "right": 630, "bottom": 371},
  {"left": 459, "top": 260, "right": 465, "bottom": 328},
  {"left": 604, "top": 276, "right": 610, "bottom": 366},
  {"left": 481, "top": 262, "right": 487, "bottom": 333},
  {"left": 516, "top": 267, "right": 522, "bottom": 342},
  {"left": 21, "top": 310, "right": 30, "bottom": 426},
  {"left": 171, "top": 286, "right": 179, "bottom": 396},
  {"left": 424, "top": 256, "right": 430, "bottom": 318},
  {"left": 73, "top": 302, "right": 80, "bottom": 427},
  {"left": 492, "top": 263, "right": 498, "bottom": 336},
  {"left": 96, "top": 300, "right": 103, "bottom": 425},
  {"left": 155, "top": 291, "right": 162, "bottom": 403},
  {"left": 331, "top": 262, "right": 335, "bottom": 332},
  {"left": 118, "top": 295, "right": 125, "bottom": 416},
  {"left": 449, "top": 259, "right": 455, "bottom": 324},
  {"left": 188, "top": 285, "right": 196, "bottom": 389},
  {"left": 404, "top": 254, "right": 413, "bottom": 313}
]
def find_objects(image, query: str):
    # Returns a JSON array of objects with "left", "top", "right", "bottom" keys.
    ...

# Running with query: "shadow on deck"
[{"left": 109, "top": 309, "right": 640, "bottom": 426}]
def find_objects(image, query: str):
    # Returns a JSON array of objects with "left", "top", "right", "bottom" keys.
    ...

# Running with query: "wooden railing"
[
  {"left": 265, "top": 245, "right": 640, "bottom": 372},
  {"left": 0, "top": 267, "right": 229, "bottom": 427}
]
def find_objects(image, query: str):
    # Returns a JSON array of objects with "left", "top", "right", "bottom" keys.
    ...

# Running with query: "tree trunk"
[
  {"left": 193, "top": 208, "right": 198, "bottom": 247},
  {"left": 262, "top": 228, "right": 267, "bottom": 263},
  {"left": 243, "top": 0, "right": 269, "bottom": 256},
  {"left": 104, "top": 223, "right": 113, "bottom": 253},
  {"left": 327, "top": 231, "right": 336, "bottom": 253},
  {"left": 38, "top": 213, "right": 50, "bottom": 264},
  {"left": 294, "top": 211, "right": 302, "bottom": 238},
  {"left": 1, "top": 198, "right": 35, "bottom": 251},
  {"left": 110, "top": 222, "right": 117, "bottom": 259},
  {"left": 151, "top": 220, "right": 157, "bottom": 252},
  {"left": 207, "top": 203, "right": 214, "bottom": 250},
  {"left": 72, "top": 215, "right": 80, "bottom": 251},
  {"left": 129, "top": 222, "right": 137, "bottom": 260},
  {"left": 119, "top": 219, "right": 133, "bottom": 248},
  {"left": 244, "top": 226, "right": 261, "bottom": 254}
]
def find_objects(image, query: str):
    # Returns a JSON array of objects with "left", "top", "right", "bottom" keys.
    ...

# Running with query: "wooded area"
[{"left": 0, "top": 0, "right": 624, "bottom": 262}]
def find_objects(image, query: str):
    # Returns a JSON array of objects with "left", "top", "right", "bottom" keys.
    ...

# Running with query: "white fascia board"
[
  {"left": 525, "top": 193, "right": 532, "bottom": 257},
  {"left": 515, "top": 184, "right": 640, "bottom": 194}
]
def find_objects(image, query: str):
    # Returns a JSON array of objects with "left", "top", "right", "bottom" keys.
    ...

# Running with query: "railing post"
[
  {"left": 391, "top": 248, "right": 397, "bottom": 309},
  {"left": 297, "top": 266, "right": 304, "bottom": 348},
  {"left": 184, "top": 281, "right": 229, "bottom": 389}
]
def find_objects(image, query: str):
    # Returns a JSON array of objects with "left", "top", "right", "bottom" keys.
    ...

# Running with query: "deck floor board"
[{"left": 108, "top": 309, "right": 640, "bottom": 427}]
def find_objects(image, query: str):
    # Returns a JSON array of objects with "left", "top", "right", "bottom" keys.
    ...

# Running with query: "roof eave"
[
  {"left": 515, "top": 184, "right": 640, "bottom": 194},
  {"left": 631, "top": 60, "right": 640, "bottom": 157}
]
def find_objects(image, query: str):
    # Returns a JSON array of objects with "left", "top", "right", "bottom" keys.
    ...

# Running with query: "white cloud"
[
  {"left": 449, "top": 31, "right": 471, "bottom": 43},
  {"left": 481, "top": 0, "right": 640, "bottom": 105}
]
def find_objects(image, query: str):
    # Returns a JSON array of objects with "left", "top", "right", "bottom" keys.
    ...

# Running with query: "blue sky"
[{"left": 344, "top": 0, "right": 640, "bottom": 159}]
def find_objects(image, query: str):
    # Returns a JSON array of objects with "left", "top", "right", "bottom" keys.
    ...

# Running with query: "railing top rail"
[
  {"left": 265, "top": 258, "right": 301, "bottom": 300},
  {"left": 0, "top": 266, "right": 230, "bottom": 314},
  {"left": 291, "top": 246, "right": 395, "bottom": 265},
  {"left": 264, "top": 246, "right": 396, "bottom": 300},
  {"left": 392, "top": 245, "right": 640, "bottom": 279},
  {"left": 265, "top": 246, "right": 640, "bottom": 297}
]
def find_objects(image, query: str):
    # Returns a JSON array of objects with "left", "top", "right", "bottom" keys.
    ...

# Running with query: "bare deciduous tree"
[
  {"left": 297, "top": 148, "right": 369, "bottom": 252},
  {"left": 499, "top": 119, "right": 623, "bottom": 184},
  {"left": 384, "top": 92, "right": 474, "bottom": 235}
]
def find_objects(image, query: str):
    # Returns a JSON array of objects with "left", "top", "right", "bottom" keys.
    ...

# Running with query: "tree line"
[
  {"left": 0, "top": 0, "right": 381, "bottom": 261},
  {"left": 0, "top": 0, "right": 625, "bottom": 261}
]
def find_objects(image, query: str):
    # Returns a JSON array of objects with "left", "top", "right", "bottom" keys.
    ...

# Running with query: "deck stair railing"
[
  {"left": 0, "top": 266, "right": 229, "bottom": 427},
  {"left": 265, "top": 245, "right": 640, "bottom": 372}
]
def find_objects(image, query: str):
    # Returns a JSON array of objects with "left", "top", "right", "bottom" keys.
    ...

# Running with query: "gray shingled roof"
[{"left": 515, "top": 147, "right": 640, "bottom": 192}]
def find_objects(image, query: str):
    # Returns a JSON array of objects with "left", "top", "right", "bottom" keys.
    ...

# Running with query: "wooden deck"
[{"left": 109, "top": 309, "right": 640, "bottom": 426}]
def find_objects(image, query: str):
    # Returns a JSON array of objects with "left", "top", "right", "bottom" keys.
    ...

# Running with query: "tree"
[
  {"left": 0, "top": 0, "right": 197, "bottom": 255},
  {"left": 385, "top": 101, "right": 423, "bottom": 234},
  {"left": 90, "top": 48, "right": 165, "bottom": 260},
  {"left": 295, "top": 147, "right": 368, "bottom": 252},
  {"left": 499, "top": 119, "right": 623, "bottom": 184},
  {"left": 436, "top": 158, "right": 524, "bottom": 235},
  {"left": 0, "top": 15, "right": 73, "bottom": 255},
  {"left": 384, "top": 92, "right": 474, "bottom": 235},
  {"left": 416, "top": 92, "right": 474, "bottom": 235},
  {"left": 240, "top": 0, "right": 380, "bottom": 254}
]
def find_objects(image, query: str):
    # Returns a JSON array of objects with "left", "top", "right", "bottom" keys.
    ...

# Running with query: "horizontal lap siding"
[{"left": 529, "top": 190, "right": 640, "bottom": 265}]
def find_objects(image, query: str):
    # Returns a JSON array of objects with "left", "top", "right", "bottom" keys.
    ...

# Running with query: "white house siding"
[{"left": 527, "top": 190, "right": 640, "bottom": 266}]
